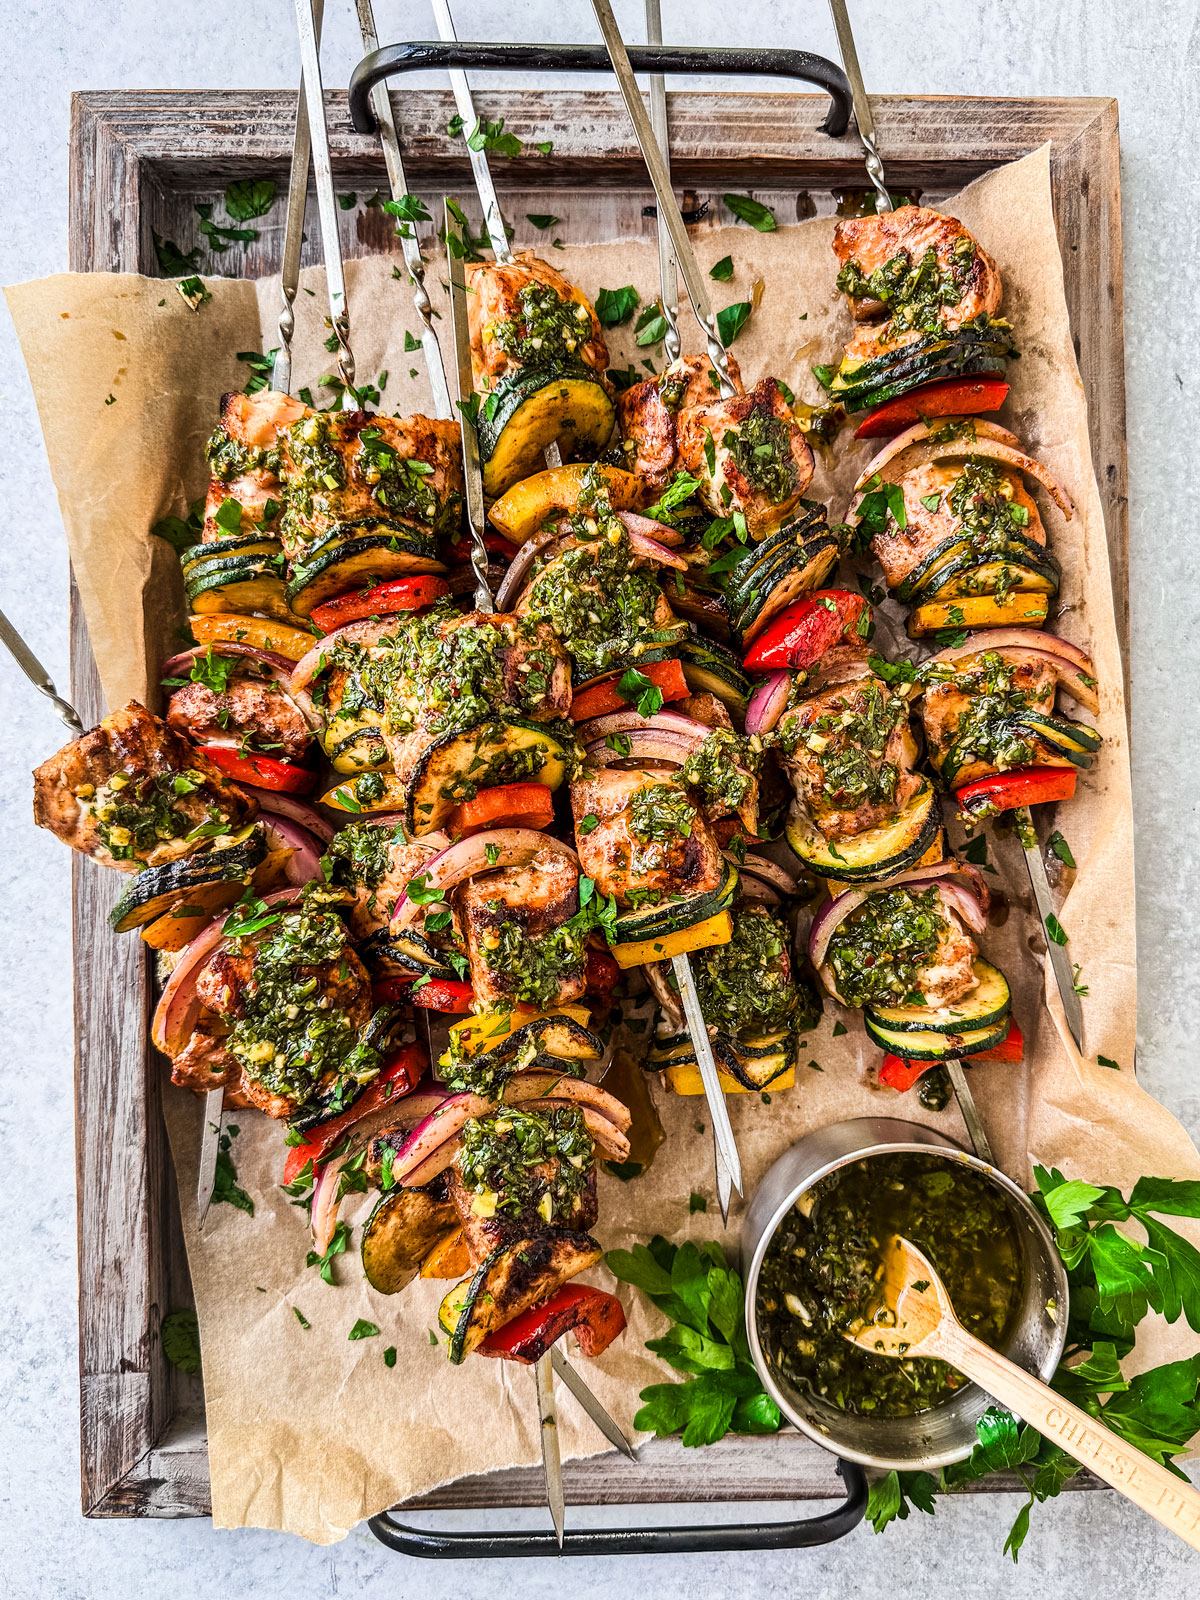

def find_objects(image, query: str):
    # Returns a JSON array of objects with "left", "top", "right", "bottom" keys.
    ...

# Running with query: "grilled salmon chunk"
[
  {"left": 570, "top": 767, "right": 723, "bottom": 903},
  {"left": 202, "top": 389, "right": 308, "bottom": 540},
  {"left": 32, "top": 701, "right": 257, "bottom": 869},
  {"left": 677, "top": 377, "right": 814, "bottom": 539},
  {"left": 833, "top": 205, "right": 1002, "bottom": 329},
  {"left": 447, "top": 1164, "right": 599, "bottom": 1265},
  {"left": 166, "top": 671, "right": 315, "bottom": 761},
  {"left": 920, "top": 648, "right": 1063, "bottom": 788},
  {"left": 456, "top": 849, "right": 586, "bottom": 1010},
  {"left": 466, "top": 252, "right": 608, "bottom": 389},
  {"left": 871, "top": 459, "right": 1045, "bottom": 591},
  {"left": 277, "top": 410, "right": 464, "bottom": 560},
  {"left": 616, "top": 353, "right": 743, "bottom": 489}
]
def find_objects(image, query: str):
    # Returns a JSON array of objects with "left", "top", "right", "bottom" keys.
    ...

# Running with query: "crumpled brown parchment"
[{"left": 7, "top": 144, "right": 1197, "bottom": 1544}]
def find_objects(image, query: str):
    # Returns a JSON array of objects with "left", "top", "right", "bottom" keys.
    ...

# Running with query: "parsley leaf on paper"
[
  {"left": 868, "top": 1171, "right": 1200, "bottom": 1560},
  {"left": 595, "top": 285, "right": 640, "bottom": 327},
  {"left": 716, "top": 300, "right": 751, "bottom": 348},
  {"left": 722, "top": 193, "right": 777, "bottom": 232},
  {"left": 212, "top": 1125, "right": 254, "bottom": 1216},
  {"left": 160, "top": 1309, "right": 202, "bottom": 1374},
  {"left": 605, "top": 1236, "right": 781, "bottom": 1447}
]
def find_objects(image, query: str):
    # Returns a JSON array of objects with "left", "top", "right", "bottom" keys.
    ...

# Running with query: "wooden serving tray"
[{"left": 67, "top": 87, "right": 1125, "bottom": 1518}]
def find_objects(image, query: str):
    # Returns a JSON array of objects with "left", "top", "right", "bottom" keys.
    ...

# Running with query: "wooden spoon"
[{"left": 847, "top": 1234, "right": 1200, "bottom": 1550}]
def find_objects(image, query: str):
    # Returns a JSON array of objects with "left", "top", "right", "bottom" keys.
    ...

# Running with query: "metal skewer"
[
  {"left": 643, "top": 0, "right": 681, "bottom": 366},
  {"left": 0, "top": 610, "right": 82, "bottom": 734},
  {"left": 587, "top": 0, "right": 735, "bottom": 401},
  {"left": 294, "top": 0, "right": 355, "bottom": 408},
  {"left": 428, "top": 1, "right": 565, "bottom": 471},
  {"left": 826, "top": 0, "right": 891, "bottom": 214},
  {"left": 445, "top": 200, "right": 496, "bottom": 614},
  {"left": 202, "top": 1, "right": 328, "bottom": 1227},
  {"left": 535, "top": 1351, "right": 565, "bottom": 1549},
  {"left": 587, "top": 0, "right": 744, "bottom": 1212},
  {"left": 1016, "top": 805, "right": 1084, "bottom": 1052},
  {"left": 353, "top": 0, "right": 452, "bottom": 422},
  {"left": 549, "top": 1346, "right": 636, "bottom": 1459}
]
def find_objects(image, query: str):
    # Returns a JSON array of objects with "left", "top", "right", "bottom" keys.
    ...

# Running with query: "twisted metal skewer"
[
  {"left": 294, "top": 0, "right": 355, "bottom": 405},
  {"left": 354, "top": 0, "right": 452, "bottom": 421},
  {"left": 826, "top": 0, "right": 892, "bottom": 213},
  {"left": 644, "top": 0, "right": 682, "bottom": 366}
]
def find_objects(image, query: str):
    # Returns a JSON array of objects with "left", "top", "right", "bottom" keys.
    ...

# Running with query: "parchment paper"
[{"left": 9, "top": 145, "right": 1199, "bottom": 1544}]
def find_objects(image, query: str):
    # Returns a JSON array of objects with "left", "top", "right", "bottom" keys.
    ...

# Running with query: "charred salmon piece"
[
  {"left": 570, "top": 766, "right": 723, "bottom": 904},
  {"left": 919, "top": 651, "right": 1061, "bottom": 787},
  {"left": 447, "top": 1164, "right": 599, "bottom": 1266},
  {"left": 32, "top": 700, "right": 257, "bottom": 869},
  {"left": 277, "top": 410, "right": 464, "bottom": 559},
  {"left": 201, "top": 390, "right": 308, "bottom": 540},
  {"left": 166, "top": 675, "right": 315, "bottom": 761},
  {"left": 832, "top": 204, "right": 1002, "bottom": 328},
  {"left": 616, "top": 353, "right": 743, "bottom": 489},
  {"left": 677, "top": 377, "right": 814, "bottom": 539},
  {"left": 871, "top": 460, "right": 1045, "bottom": 591},
  {"left": 776, "top": 676, "right": 921, "bottom": 840},
  {"left": 456, "top": 850, "right": 586, "bottom": 1010},
  {"left": 466, "top": 252, "right": 608, "bottom": 387}
]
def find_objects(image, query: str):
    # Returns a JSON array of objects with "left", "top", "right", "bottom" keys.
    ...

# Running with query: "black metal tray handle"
[
  {"left": 367, "top": 1458, "right": 867, "bottom": 1557},
  {"left": 348, "top": 42, "right": 852, "bottom": 140}
]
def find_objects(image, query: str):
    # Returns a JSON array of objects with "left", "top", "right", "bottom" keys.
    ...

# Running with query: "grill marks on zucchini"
[{"left": 477, "top": 367, "right": 616, "bottom": 500}]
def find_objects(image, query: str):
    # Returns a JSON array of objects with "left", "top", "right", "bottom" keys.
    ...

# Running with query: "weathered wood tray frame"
[{"left": 67, "top": 86, "right": 1125, "bottom": 1518}]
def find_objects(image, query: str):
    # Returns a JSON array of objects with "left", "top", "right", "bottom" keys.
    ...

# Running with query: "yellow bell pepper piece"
[
  {"left": 318, "top": 774, "right": 407, "bottom": 815},
  {"left": 420, "top": 1230, "right": 471, "bottom": 1280},
  {"left": 488, "top": 463, "right": 645, "bottom": 543},
  {"left": 444, "top": 1005, "right": 594, "bottom": 1060},
  {"left": 610, "top": 910, "right": 733, "bottom": 971},
  {"left": 663, "top": 1063, "right": 796, "bottom": 1096},
  {"left": 188, "top": 611, "right": 315, "bottom": 662},
  {"left": 906, "top": 592, "right": 1049, "bottom": 638}
]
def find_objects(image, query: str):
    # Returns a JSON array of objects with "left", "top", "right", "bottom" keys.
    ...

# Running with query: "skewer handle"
[
  {"left": 825, "top": 0, "right": 892, "bottom": 212},
  {"left": 294, "top": 0, "right": 356, "bottom": 403},
  {"left": 588, "top": 0, "right": 736, "bottom": 399},
  {"left": 273, "top": 0, "right": 324, "bottom": 395},
  {"left": 429, "top": 0, "right": 513, "bottom": 264},
  {"left": 444, "top": 200, "right": 495, "bottom": 614},
  {"left": 0, "top": 608, "right": 82, "bottom": 733},
  {"left": 354, "top": 0, "right": 453, "bottom": 421},
  {"left": 644, "top": 0, "right": 681, "bottom": 366}
]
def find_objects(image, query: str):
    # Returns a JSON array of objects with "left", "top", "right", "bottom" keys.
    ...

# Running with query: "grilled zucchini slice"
[
  {"left": 438, "top": 1231, "right": 603, "bottom": 1363},
  {"left": 784, "top": 782, "right": 940, "bottom": 884},
  {"left": 109, "top": 825, "right": 265, "bottom": 932},
  {"left": 477, "top": 366, "right": 616, "bottom": 501},
  {"left": 403, "top": 716, "right": 577, "bottom": 836},
  {"left": 863, "top": 1015, "right": 1012, "bottom": 1060},
  {"left": 361, "top": 1186, "right": 460, "bottom": 1296},
  {"left": 610, "top": 859, "right": 739, "bottom": 946},
  {"left": 864, "top": 958, "right": 1011, "bottom": 1035},
  {"left": 185, "top": 558, "right": 293, "bottom": 621},
  {"left": 286, "top": 529, "right": 445, "bottom": 617}
]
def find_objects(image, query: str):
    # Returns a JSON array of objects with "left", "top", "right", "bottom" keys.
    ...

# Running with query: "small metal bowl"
[{"left": 741, "top": 1117, "right": 1069, "bottom": 1472}]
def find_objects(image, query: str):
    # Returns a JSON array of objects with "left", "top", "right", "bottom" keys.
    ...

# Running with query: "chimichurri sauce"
[{"left": 757, "top": 1152, "right": 1021, "bottom": 1416}]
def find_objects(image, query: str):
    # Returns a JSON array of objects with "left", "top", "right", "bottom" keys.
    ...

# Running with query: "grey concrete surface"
[{"left": 0, "top": 0, "right": 1196, "bottom": 1593}]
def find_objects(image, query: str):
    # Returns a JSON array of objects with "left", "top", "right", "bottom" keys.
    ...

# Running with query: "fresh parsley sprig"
[
  {"left": 605, "top": 1236, "right": 781, "bottom": 1445},
  {"left": 867, "top": 1168, "right": 1200, "bottom": 1559}
]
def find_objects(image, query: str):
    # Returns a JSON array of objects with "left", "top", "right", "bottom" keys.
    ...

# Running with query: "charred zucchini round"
[
  {"left": 109, "top": 825, "right": 266, "bottom": 932},
  {"left": 477, "top": 366, "right": 616, "bottom": 501}
]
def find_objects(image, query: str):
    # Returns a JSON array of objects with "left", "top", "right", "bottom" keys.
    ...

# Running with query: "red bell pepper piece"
[
  {"left": 584, "top": 947, "right": 620, "bottom": 1006},
  {"left": 854, "top": 376, "right": 1011, "bottom": 438},
  {"left": 199, "top": 745, "right": 316, "bottom": 794},
  {"left": 309, "top": 575, "right": 450, "bottom": 633},
  {"left": 280, "top": 1042, "right": 427, "bottom": 1184},
  {"left": 447, "top": 529, "right": 521, "bottom": 565},
  {"left": 742, "top": 590, "right": 869, "bottom": 673},
  {"left": 570, "top": 657, "right": 690, "bottom": 722},
  {"left": 411, "top": 977, "right": 474, "bottom": 1013},
  {"left": 878, "top": 1054, "right": 930, "bottom": 1092},
  {"left": 447, "top": 781, "right": 556, "bottom": 837},
  {"left": 878, "top": 1018, "right": 1025, "bottom": 1092},
  {"left": 956, "top": 765, "right": 1077, "bottom": 820},
  {"left": 478, "top": 1284, "right": 627, "bottom": 1364}
]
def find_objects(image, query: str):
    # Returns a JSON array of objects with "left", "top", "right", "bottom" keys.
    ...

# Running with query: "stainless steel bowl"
[{"left": 741, "top": 1117, "right": 1069, "bottom": 1472}]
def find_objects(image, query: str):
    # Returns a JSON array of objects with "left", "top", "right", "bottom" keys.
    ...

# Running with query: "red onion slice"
[
  {"left": 745, "top": 671, "right": 791, "bottom": 735},
  {"left": 808, "top": 889, "right": 870, "bottom": 973},
  {"left": 584, "top": 729, "right": 703, "bottom": 768},
  {"left": 390, "top": 830, "right": 578, "bottom": 932},
  {"left": 851, "top": 436, "right": 1074, "bottom": 522},
  {"left": 623, "top": 528, "right": 687, "bottom": 570},
  {"left": 310, "top": 1150, "right": 351, "bottom": 1254},
  {"left": 236, "top": 786, "right": 336, "bottom": 844},
  {"left": 733, "top": 852, "right": 801, "bottom": 899},
  {"left": 616, "top": 510, "right": 685, "bottom": 547},
  {"left": 494, "top": 524, "right": 562, "bottom": 613},
  {"left": 575, "top": 707, "right": 711, "bottom": 745},
  {"left": 855, "top": 416, "right": 1021, "bottom": 488},
  {"left": 737, "top": 876, "right": 781, "bottom": 907},
  {"left": 504, "top": 1071, "right": 632, "bottom": 1132},
  {"left": 290, "top": 617, "right": 403, "bottom": 694},
  {"left": 151, "top": 885, "right": 309, "bottom": 1057},
  {"left": 260, "top": 815, "right": 324, "bottom": 886}
]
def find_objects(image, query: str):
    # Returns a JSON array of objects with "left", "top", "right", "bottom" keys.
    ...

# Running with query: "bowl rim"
[{"left": 743, "top": 1131, "right": 1070, "bottom": 1471}]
